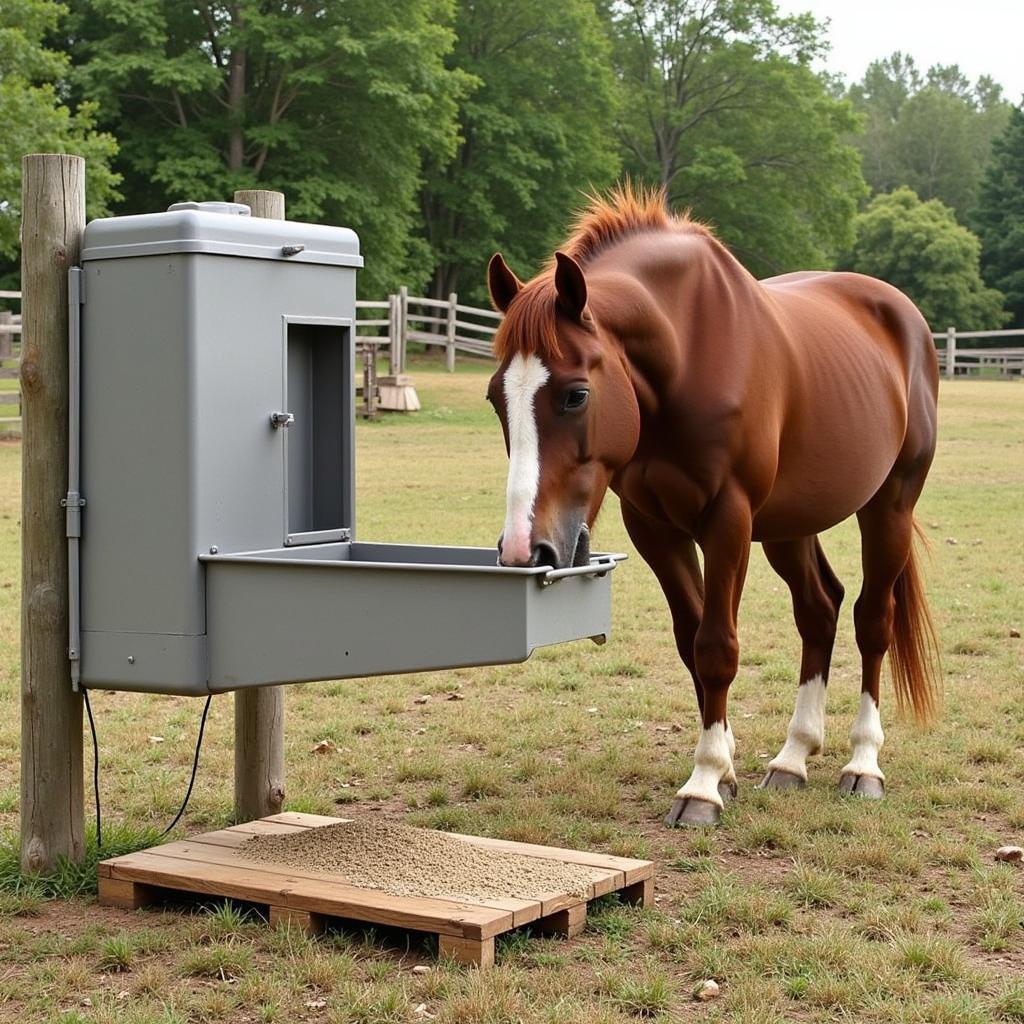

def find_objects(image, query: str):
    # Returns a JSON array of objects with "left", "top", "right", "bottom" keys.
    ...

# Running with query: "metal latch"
[
  {"left": 270, "top": 411, "right": 295, "bottom": 429},
  {"left": 281, "top": 244, "right": 305, "bottom": 257},
  {"left": 62, "top": 491, "right": 86, "bottom": 538}
]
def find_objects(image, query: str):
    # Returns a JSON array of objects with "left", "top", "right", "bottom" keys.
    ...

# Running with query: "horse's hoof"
[
  {"left": 664, "top": 796, "right": 722, "bottom": 828},
  {"left": 719, "top": 780, "right": 738, "bottom": 802},
  {"left": 838, "top": 773, "right": 885, "bottom": 799},
  {"left": 757, "top": 768, "right": 806, "bottom": 791}
]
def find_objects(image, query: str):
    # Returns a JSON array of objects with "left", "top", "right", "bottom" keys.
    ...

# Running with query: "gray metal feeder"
[{"left": 69, "top": 202, "right": 622, "bottom": 695}]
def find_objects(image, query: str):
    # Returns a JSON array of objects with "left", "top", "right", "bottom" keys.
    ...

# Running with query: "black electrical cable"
[
  {"left": 80, "top": 687, "right": 214, "bottom": 849},
  {"left": 159, "top": 694, "right": 213, "bottom": 839},
  {"left": 81, "top": 686, "right": 102, "bottom": 849}
]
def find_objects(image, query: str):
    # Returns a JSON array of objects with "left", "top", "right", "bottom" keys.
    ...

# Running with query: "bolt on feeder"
[{"left": 70, "top": 201, "right": 623, "bottom": 696}]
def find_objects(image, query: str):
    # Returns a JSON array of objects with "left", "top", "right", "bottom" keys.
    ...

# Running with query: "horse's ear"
[
  {"left": 488, "top": 252, "right": 523, "bottom": 313},
  {"left": 554, "top": 251, "right": 588, "bottom": 321}
]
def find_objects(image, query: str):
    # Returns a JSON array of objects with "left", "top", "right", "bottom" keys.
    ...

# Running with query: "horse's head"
[{"left": 486, "top": 251, "right": 640, "bottom": 569}]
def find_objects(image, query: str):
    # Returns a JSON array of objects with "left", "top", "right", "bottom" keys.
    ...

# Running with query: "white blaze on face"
[{"left": 501, "top": 353, "right": 550, "bottom": 564}]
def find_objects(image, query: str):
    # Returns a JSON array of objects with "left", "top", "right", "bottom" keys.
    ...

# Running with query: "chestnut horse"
[{"left": 486, "top": 186, "right": 940, "bottom": 826}]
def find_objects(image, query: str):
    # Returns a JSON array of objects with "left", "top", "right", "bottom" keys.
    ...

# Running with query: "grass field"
[{"left": 0, "top": 364, "right": 1021, "bottom": 1023}]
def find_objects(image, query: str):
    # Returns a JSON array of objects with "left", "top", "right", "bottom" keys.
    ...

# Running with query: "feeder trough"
[{"left": 70, "top": 202, "right": 623, "bottom": 694}]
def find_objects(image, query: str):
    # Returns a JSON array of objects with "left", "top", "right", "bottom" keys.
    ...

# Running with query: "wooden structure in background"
[
  {"left": 98, "top": 812, "right": 655, "bottom": 967},
  {"left": 0, "top": 308, "right": 22, "bottom": 429},
  {"left": 933, "top": 326, "right": 1024, "bottom": 378}
]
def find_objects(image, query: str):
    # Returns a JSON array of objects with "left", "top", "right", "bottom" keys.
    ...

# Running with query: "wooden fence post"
[
  {"left": 362, "top": 343, "right": 378, "bottom": 419},
  {"left": 231, "top": 189, "right": 286, "bottom": 821},
  {"left": 388, "top": 294, "right": 398, "bottom": 377},
  {"left": 398, "top": 285, "right": 409, "bottom": 375},
  {"left": 446, "top": 293, "right": 457, "bottom": 372},
  {"left": 20, "top": 154, "right": 85, "bottom": 873},
  {"left": 946, "top": 326, "right": 957, "bottom": 379}
]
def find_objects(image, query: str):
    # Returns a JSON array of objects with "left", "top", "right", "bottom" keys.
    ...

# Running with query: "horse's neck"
[{"left": 589, "top": 232, "right": 763, "bottom": 403}]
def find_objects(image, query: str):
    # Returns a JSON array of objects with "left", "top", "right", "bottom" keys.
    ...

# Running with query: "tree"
[
  {"left": 842, "top": 188, "right": 1007, "bottom": 330},
  {"left": 605, "top": 0, "right": 865, "bottom": 276},
  {"left": 418, "top": 0, "right": 620, "bottom": 303},
  {"left": 974, "top": 105, "right": 1024, "bottom": 326},
  {"left": 65, "top": 0, "right": 467, "bottom": 295},
  {"left": 848, "top": 54, "right": 1011, "bottom": 220},
  {"left": 0, "top": 0, "right": 118, "bottom": 262}
]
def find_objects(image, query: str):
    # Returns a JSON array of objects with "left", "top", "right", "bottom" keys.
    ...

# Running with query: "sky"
[{"left": 774, "top": 0, "right": 1024, "bottom": 102}]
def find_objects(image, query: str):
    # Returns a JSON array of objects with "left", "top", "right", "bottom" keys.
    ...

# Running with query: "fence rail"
[
  {"left": 3, "top": 290, "right": 1022, "bottom": 432},
  {"left": 0, "top": 307, "right": 22, "bottom": 426},
  {"left": 931, "top": 327, "right": 1024, "bottom": 379}
]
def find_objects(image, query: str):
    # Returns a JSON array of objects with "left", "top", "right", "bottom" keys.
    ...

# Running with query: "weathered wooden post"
[
  {"left": 362, "top": 342, "right": 378, "bottom": 419},
  {"left": 446, "top": 292, "right": 457, "bottom": 373},
  {"left": 398, "top": 285, "right": 409, "bottom": 375},
  {"left": 387, "top": 293, "right": 399, "bottom": 377},
  {"left": 231, "top": 188, "right": 286, "bottom": 820},
  {"left": 20, "top": 154, "right": 86, "bottom": 872},
  {"left": 945, "top": 326, "right": 957, "bottom": 379}
]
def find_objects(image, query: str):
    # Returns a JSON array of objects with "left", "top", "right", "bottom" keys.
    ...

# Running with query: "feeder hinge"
[{"left": 62, "top": 492, "right": 86, "bottom": 538}]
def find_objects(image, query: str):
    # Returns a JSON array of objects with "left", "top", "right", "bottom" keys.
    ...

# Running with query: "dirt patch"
[{"left": 239, "top": 819, "right": 608, "bottom": 903}]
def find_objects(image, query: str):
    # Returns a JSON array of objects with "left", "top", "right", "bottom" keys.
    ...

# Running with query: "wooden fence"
[
  {"left": 0, "top": 291, "right": 23, "bottom": 427},
  {"left": 932, "top": 327, "right": 1024, "bottom": 379},
  {"left": 355, "top": 289, "right": 499, "bottom": 373},
  {"left": 354, "top": 289, "right": 500, "bottom": 416},
  {"left": 4, "top": 289, "right": 1022, "bottom": 431}
]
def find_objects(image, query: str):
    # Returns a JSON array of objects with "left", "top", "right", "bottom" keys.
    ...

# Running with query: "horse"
[{"left": 485, "top": 185, "right": 940, "bottom": 827}]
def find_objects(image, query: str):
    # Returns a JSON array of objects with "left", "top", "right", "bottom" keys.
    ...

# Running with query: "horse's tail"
[{"left": 889, "top": 519, "right": 941, "bottom": 723}]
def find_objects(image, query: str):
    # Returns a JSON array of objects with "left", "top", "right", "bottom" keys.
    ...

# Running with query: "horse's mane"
[{"left": 494, "top": 182, "right": 711, "bottom": 361}]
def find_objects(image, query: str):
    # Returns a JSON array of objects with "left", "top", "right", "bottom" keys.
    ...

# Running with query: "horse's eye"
[{"left": 562, "top": 388, "right": 589, "bottom": 412}]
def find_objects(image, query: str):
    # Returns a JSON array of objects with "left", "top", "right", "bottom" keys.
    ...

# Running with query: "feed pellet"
[{"left": 240, "top": 819, "right": 606, "bottom": 904}]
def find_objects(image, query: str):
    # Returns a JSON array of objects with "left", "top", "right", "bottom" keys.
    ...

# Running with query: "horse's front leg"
[
  {"left": 621, "top": 500, "right": 706, "bottom": 693},
  {"left": 665, "top": 491, "right": 752, "bottom": 827}
]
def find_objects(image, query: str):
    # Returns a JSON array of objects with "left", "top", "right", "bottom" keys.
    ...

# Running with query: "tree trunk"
[{"left": 227, "top": 12, "right": 247, "bottom": 171}]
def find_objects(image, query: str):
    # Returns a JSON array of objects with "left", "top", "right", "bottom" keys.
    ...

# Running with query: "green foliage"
[
  {"left": 842, "top": 187, "right": 1008, "bottom": 330},
  {"left": 0, "top": 0, "right": 119, "bottom": 259},
  {"left": 974, "top": 105, "right": 1024, "bottom": 326},
  {"left": 420, "top": 0, "right": 620, "bottom": 303},
  {"left": 848, "top": 53, "right": 1011, "bottom": 219},
  {"left": 0, "top": 822, "right": 159, "bottom": 900},
  {"left": 66, "top": 0, "right": 467, "bottom": 296},
  {"left": 3, "top": 2, "right": 1017, "bottom": 316},
  {"left": 606, "top": 0, "right": 866, "bottom": 275}
]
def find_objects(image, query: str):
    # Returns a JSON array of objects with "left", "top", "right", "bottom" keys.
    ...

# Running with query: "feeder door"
[{"left": 282, "top": 316, "right": 354, "bottom": 546}]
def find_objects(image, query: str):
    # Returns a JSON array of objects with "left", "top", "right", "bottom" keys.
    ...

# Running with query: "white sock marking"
[
  {"left": 676, "top": 722, "right": 735, "bottom": 808},
  {"left": 767, "top": 674, "right": 826, "bottom": 781},
  {"left": 841, "top": 691, "right": 885, "bottom": 780},
  {"left": 501, "top": 353, "right": 549, "bottom": 564}
]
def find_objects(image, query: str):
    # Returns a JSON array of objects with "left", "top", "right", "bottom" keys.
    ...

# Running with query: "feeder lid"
[{"left": 82, "top": 200, "right": 362, "bottom": 268}]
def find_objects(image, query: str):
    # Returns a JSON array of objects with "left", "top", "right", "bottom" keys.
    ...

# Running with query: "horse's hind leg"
[
  {"left": 844, "top": 463, "right": 934, "bottom": 798},
  {"left": 759, "top": 537, "right": 844, "bottom": 790}
]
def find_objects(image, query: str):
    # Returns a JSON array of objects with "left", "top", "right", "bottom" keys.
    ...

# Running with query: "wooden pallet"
[{"left": 98, "top": 812, "right": 654, "bottom": 967}]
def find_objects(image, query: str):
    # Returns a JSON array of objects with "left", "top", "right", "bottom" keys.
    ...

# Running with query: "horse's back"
[
  {"left": 748, "top": 271, "right": 938, "bottom": 540},
  {"left": 762, "top": 271, "right": 938, "bottom": 384}
]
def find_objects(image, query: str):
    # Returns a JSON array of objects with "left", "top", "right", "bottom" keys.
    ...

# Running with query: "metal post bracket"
[{"left": 61, "top": 492, "right": 86, "bottom": 538}]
